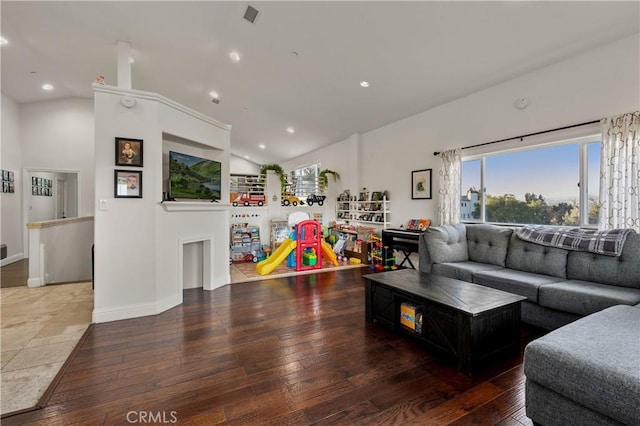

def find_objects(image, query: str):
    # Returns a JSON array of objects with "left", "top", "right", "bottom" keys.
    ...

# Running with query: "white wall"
[
  {"left": 281, "top": 134, "right": 360, "bottom": 196},
  {"left": 360, "top": 35, "right": 639, "bottom": 227},
  {"left": 93, "top": 85, "right": 231, "bottom": 323},
  {"left": 20, "top": 98, "right": 95, "bottom": 217},
  {"left": 290, "top": 35, "right": 639, "bottom": 229},
  {"left": 0, "top": 93, "right": 23, "bottom": 264},
  {"left": 230, "top": 155, "right": 261, "bottom": 175}
]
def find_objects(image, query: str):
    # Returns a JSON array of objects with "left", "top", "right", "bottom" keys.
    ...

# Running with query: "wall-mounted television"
[{"left": 169, "top": 151, "right": 221, "bottom": 201}]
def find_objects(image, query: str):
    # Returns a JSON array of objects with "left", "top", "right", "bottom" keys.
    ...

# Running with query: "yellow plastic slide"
[
  {"left": 256, "top": 239, "right": 296, "bottom": 275},
  {"left": 321, "top": 241, "right": 339, "bottom": 266}
]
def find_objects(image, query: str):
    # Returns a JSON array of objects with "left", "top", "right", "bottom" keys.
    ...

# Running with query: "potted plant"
[
  {"left": 259, "top": 164, "right": 287, "bottom": 191},
  {"left": 318, "top": 169, "right": 341, "bottom": 193}
]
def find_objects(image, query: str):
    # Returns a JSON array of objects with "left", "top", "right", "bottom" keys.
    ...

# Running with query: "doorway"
[{"left": 22, "top": 168, "right": 80, "bottom": 257}]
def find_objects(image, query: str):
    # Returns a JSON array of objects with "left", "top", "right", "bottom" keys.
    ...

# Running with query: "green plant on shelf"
[
  {"left": 318, "top": 169, "right": 341, "bottom": 193},
  {"left": 259, "top": 164, "right": 287, "bottom": 191}
]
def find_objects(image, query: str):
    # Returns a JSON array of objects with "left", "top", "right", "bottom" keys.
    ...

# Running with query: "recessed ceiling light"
[
  {"left": 286, "top": 127, "right": 295, "bottom": 134},
  {"left": 242, "top": 107, "right": 248, "bottom": 112},
  {"left": 244, "top": 155, "right": 250, "bottom": 159},
  {"left": 129, "top": 57, "right": 135, "bottom": 64},
  {"left": 291, "top": 51, "right": 299, "bottom": 57},
  {"left": 360, "top": 81, "right": 370, "bottom": 88},
  {"left": 229, "top": 51, "right": 241, "bottom": 62},
  {"left": 259, "top": 144, "right": 266, "bottom": 149},
  {"left": 0, "top": 37, "right": 8, "bottom": 45},
  {"left": 209, "top": 91, "right": 219, "bottom": 99},
  {"left": 42, "top": 83, "right": 54, "bottom": 91}
]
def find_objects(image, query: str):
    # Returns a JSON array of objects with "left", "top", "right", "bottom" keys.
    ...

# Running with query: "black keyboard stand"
[
  {"left": 381, "top": 229, "right": 424, "bottom": 270},
  {"left": 395, "top": 245, "right": 416, "bottom": 269}
]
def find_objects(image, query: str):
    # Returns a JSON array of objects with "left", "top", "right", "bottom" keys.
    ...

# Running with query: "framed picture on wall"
[
  {"left": 411, "top": 169, "right": 432, "bottom": 200},
  {"left": 114, "top": 169, "right": 143, "bottom": 198},
  {"left": 115, "top": 137, "right": 143, "bottom": 167}
]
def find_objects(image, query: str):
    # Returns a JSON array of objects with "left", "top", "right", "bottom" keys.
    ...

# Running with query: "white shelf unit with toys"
[{"left": 336, "top": 190, "right": 390, "bottom": 229}]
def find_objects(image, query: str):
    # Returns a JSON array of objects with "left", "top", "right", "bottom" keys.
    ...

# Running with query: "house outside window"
[{"left": 461, "top": 138, "right": 600, "bottom": 227}]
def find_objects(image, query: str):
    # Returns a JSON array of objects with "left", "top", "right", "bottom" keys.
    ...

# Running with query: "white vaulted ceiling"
[{"left": 2, "top": 1, "right": 638, "bottom": 164}]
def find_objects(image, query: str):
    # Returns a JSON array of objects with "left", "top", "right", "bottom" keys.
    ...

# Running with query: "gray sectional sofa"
[
  {"left": 523, "top": 304, "right": 640, "bottom": 426},
  {"left": 418, "top": 223, "right": 640, "bottom": 330},
  {"left": 418, "top": 223, "right": 640, "bottom": 425}
]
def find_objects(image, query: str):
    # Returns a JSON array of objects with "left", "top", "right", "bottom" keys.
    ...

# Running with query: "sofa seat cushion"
[
  {"left": 538, "top": 280, "right": 640, "bottom": 316},
  {"left": 473, "top": 269, "right": 565, "bottom": 302},
  {"left": 432, "top": 261, "right": 503, "bottom": 282},
  {"left": 466, "top": 224, "right": 513, "bottom": 267},
  {"left": 524, "top": 305, "right": 640, "bottom": 426},
  {"left": 506, "top": 234, "right": 568, "bottom": 279}
]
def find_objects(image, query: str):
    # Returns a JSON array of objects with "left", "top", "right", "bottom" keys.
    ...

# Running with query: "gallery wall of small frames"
[
  {"left": 1, "top": 169, "right": 15, "bottom": 194},
  {"left": 32, "top": 176, "right": 53, "bottom": 197}
]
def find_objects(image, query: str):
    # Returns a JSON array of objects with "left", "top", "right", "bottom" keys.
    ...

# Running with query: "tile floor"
[{"left": 0, "top": 282, "right": 93, "bottom": 415}]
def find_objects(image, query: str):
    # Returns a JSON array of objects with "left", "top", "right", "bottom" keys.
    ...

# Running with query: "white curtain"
[
  {"left": 438, "top": 149, "right": 461, "bottom": 225},
  {"left": 599, "top": 111, "right": 640, "bottom": 231}
]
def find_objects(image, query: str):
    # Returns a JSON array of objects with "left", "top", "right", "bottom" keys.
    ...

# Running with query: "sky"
[{"left": 461, "top": 142, "right": 600, "bottom": 203}]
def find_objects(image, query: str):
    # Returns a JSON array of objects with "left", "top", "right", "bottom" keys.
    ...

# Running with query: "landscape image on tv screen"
[{"left": 169, "top": 151, "right": 221, "bottom": 200}]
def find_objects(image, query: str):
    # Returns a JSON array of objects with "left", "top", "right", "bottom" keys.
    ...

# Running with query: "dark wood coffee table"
[{"left": 364, "top": 269, "right": 526, "bottom": 374}]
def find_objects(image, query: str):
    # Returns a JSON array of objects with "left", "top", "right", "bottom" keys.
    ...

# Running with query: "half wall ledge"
[{"left": 160, "top": 201, "right": 232, "bottom": 212}]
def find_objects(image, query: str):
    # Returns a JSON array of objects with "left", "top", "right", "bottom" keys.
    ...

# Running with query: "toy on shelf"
[
  {"left": 230, "top": 224, "right": 261, "bottom": 263},
  {"left": 306, "top": 194, "right": 326, "bottom": 206},
  {"left": 256, "top": 213, "right": 338, "bottom": 275},
  {"left": 232, "top": 193, "right": 266, "bottom": 207},
  {"left": 332, "top": 233, "right": 348, "bottom": 262},
  {"left": 370, "top": 234, "right": 397, "bottom": 272},
  {"left": 407, "top": 218, "right": 431, "bottom": 231},
  {"left": 281, "top": 191, "right": 304, "bottom": 206}
]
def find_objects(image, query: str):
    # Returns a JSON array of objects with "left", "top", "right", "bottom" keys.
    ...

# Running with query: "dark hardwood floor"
[{"left": 4, "top": 268, "right": 542, "bottom": 425}]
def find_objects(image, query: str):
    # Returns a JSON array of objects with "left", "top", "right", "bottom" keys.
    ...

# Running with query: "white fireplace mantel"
[{"left": 160, "top": 201, "right": 231, "bottom": 212}]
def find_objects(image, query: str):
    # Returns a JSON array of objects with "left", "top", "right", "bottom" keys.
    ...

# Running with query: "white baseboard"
[
  {"left": 27, "top": 277, "right": 43, "bottom": 287},
  {"left": 92, "top": 302, "right": 158, "bottom": 323},
  {"left": 92, "top": 294, "right": 182, "bottom": 324},
  {"left": 1, "top": 253, "right": 24, "bottom": 267},
  {"left": 156, "top": 293, "right": 182, "bottom": 314}
]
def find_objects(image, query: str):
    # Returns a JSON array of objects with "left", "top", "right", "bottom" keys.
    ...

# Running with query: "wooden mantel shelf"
[{"left": 160, "top": 201, "right": 232, "bottom": 212}]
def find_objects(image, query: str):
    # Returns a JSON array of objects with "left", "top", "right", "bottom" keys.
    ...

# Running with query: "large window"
[{"left": 461, "top": 139, "right": 601, "bottom": 227}]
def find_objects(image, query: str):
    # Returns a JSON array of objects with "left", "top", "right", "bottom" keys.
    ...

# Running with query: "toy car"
[
  {"left": 230, "top": 252, "right": 254, "bottom": 264},
  {"left": 281, "top": 191, "right": 304, "bottom": 206},
  {"left": 306, "top": 194, "right": 327, "bottom": 206},
  {"left": 233, "top": 193, "right": 266, "bottom": 207}
]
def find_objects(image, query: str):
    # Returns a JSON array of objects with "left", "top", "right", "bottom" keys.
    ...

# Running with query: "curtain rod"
[{"left": 432, "top": 119, "right": 600, "bottom": 156}]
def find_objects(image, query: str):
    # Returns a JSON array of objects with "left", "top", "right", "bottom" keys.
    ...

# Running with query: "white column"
[{"left": 27, "top": 228, "right": 43, "bottom": 287}]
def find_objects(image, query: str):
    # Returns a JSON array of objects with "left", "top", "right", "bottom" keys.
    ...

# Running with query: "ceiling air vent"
[{"left": 244, "top": 5, "right": 259, "bottom": 24}]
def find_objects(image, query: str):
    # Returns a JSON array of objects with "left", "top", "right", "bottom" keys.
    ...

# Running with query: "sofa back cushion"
[
  {"left": 567, "top": 232, "right": 640, "bottom": 288},
  {"left": 466, "top": 224, "right": 513, "bottom": 267},
  {"left": 506, "top": 234, "right": 568, "bottom": 278},
  {"left": 423, "top": 223, "right": 469, "bottom": 265}
]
